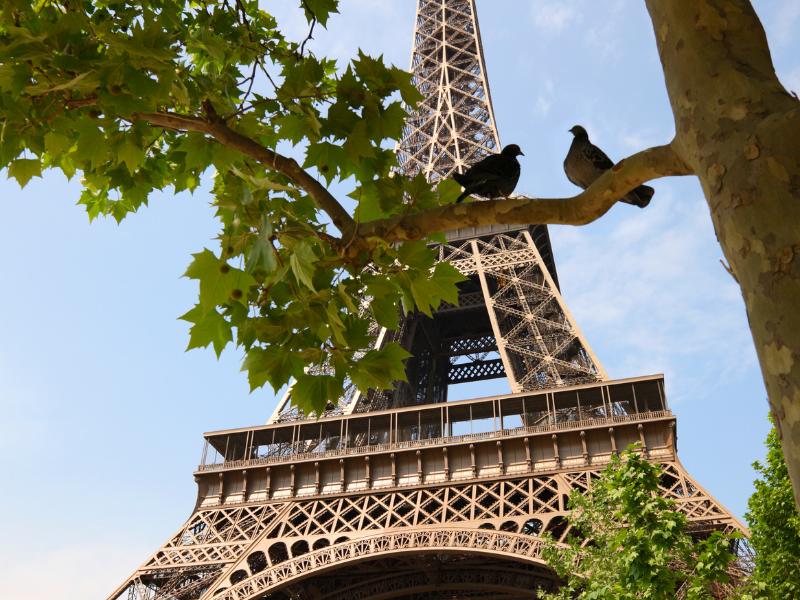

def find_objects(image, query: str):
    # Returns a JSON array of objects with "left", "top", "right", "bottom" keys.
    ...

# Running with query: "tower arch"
[{"left": 209, "top": 529, "right": 560, "bottom": 600}]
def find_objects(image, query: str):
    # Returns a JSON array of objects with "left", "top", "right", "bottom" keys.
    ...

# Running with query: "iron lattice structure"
[
  {"left": 396, "top": 0, "right": 499, "bottom": 181},
  {"left": 108, "top": 377, "right": 750, "bottom": 600},
  {"left": 108, "top": 2, "right": 750, "bottom": 599}
]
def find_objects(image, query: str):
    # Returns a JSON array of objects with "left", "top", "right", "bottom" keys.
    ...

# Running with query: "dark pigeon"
[
  {"left": 564, "top": 125, "right": 654, "bottom": 208},
  {"left": 452, "top": 144, "right": 524, "bottom": 203}
]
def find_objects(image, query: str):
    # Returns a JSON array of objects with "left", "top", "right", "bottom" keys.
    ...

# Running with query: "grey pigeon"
[
  {"left": 564, "top": 126, "right": 653, "bottom": 208},
  {"left": 452, "top": 144, "right": 524, "bottom": 203}
]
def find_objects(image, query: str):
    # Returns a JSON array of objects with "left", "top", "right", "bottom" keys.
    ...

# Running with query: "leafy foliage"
[
  {"left": 0, "top": 0, "right": 466, "bottom": 416},
  {"left": 541, "top": 445, "right": 740, "bottom": 600},
  {"left": 745, "top": 416, "right": 800, "bottom": 599}
]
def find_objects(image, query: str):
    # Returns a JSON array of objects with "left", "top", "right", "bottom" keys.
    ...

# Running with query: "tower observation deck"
[{"left": 107, "top": 3, "right": 749, "bottom": 600}]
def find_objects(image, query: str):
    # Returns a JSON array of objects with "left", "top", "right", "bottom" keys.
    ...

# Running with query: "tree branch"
[
  {"left": 353, "top": 142, "right": 693, "bottom": 247},
  {"left": 134, "top": 111, "right": 355, "bottom": 234}
]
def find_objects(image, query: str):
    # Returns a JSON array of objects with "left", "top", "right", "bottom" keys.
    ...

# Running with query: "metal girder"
[
  {"left": 396, "top": 0, "right": 500, "bottom": 181},
  {"left": 108, "top": 460, "right": 748, "bottom": 600},
  {"left": 469, "top": 232, "right": 607, "bottom": 393}
]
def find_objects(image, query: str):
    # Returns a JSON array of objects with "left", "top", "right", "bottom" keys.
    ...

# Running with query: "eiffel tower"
[{"left": 108, "top": 2, "right": 748, "bottom": 599}]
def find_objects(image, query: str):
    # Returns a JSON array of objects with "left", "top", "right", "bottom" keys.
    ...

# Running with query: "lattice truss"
[
  {"left": 270, "top": 228, "right": 606, "bottom": 422},
  {"left": 467, "top": 231, "right": 606, "bottom": 392},
  {"left": 109, "top": 462, "right": 747, "bottom": 600},
  {"left": 396, "top": 0, "right": 500, "bottom": 180},
  {"left": 360, "top": 230, "right": 606, "bottom": 410}
]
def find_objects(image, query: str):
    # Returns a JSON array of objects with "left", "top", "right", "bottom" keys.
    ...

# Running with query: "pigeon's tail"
[
  {"left": 452, "top": 172, "right": 471, "bottom": 202},
  {"left": 622, "top": 184, "right": 654, "bottom": 208}
]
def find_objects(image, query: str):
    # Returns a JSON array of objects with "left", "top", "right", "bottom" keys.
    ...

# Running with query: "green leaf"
[
  {"left": 350, "top": 176, "right": 405, "bottom": 221},
  {"left": 363, "top": 100, "right": 406, "bottom": 141},
  {"left": 365, "top": 277, "right": 402, "bottom": 329},
  {"left": 398, "top": 261, "right": 467, "bottom": 317},
  {"left": 301, "top": 0, "right": 340, "bottom": 27},
  {"left": 326, "top": 302, "right": 347, "bottom": 347},
  {"left": 403, "top": 172, "right": 438, "bottom": 205},
  {"left": 397, "top": 240, "right": 436, "bottom": 270},
  {"left": 180, "top": 304, "right": 233, "bottom": 358},
  {"left": 288, "top": 241, "right": 318, "bottom": 292},
  {"left": 337, "top": 280, "right": 358, "bottom": 312},
  {"left": 183, "top": 249, "right": 257, "bottom": 313},
  {"left": 171, "top": 77, "right": 190, "bottom": 105},
  {"left": 428, "top": 261, "right": 467, "bottom": 305},
  {"left": 292, "top": 373, "right": 344, "bottom": 417},
  {"left": 240, "top": 345, "right": 304, "bottom": 393},
  {"left": 342, "top": 120, "right": 375, "bottom": 162},
  {"left": 436, "top": 178, "right": 464, "bottom": 204},
  {"left": 7, "top": 159, "right": 41, "bottom": 188},
  {"left": 324, "top": 101, "right": 359, "bottom": 139},
  {"left": 303, "top": 141, "right": 346, "bottom": 185},
  {"left": 353, "top": 50, "right": 389, "bottom": 82},
  {"left": 72, "top": 120, "right": 108, "bottom": 169},
  {"left": 117, "top": 141, "right": 146, "bottom": 175},
  {"left": 231, "top": 167, "right": 295, "bottom": 192},
  {"left": 389, "top": 66, "right": 425, "bottom": 107},
  {"left": 44, "top": 132, "right": 72, "bottom": 158},
  {"left": 23, "top": 71, "right": 95, "bottom": 96},
  {"left": 351, "top": 343, "right": 411, "bottom": 394},
  {"left": 276, "top": 112, "right": 322, "bottom": 145},
  {"left": 245, "top": 216, "right": 278, "bottom": 275},
  {"left": 369, "top": 292, "right": 401, "bottom": 330}
]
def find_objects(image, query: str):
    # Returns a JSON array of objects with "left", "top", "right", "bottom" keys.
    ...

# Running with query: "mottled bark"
[{"left": 645, "top": 0, "right": 800, "bottom": 510}]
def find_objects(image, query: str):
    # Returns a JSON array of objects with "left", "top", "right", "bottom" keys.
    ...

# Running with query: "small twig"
[
  {"left": 234, "top": 0, "right": 251, "bottom": 29},
  {"left": 20, "top": 98, "right": 65, "bottom": 130},
  {"left": 64, "top": 93, "right": 99, "bottom": 109},
  {"left": 237, "top": 60, "right": 259, "bottom": 113},
  {"left": 257, "top": 59, "right": 281, "bottom": 92},
  {"left": 144, "top": 130, "right": 166, "bottom": 150},
  {"left": 298, "top": 0, "right": 317, "bottom": 59},
  {"left": 720, "top": 259, "right": 739, "bottom": 283}
]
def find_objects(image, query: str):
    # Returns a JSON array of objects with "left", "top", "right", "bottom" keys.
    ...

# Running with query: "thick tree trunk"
[{"left": 646, "top": 0, "right": 800, "bottom": 510}]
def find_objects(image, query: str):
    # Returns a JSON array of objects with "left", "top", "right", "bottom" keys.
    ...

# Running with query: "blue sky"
[{"left": 1, "top": 1, "right": 798, "bottom": 598}]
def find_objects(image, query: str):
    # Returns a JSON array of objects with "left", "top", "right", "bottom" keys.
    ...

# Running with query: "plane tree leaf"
[
  {"left": 180, "top": 304, "right": 234, "bottom": 358},
  {"left": 183, "top": 249, "right": 257, "bottom": 313}
]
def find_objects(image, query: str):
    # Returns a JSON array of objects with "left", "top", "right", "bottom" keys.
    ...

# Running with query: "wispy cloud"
[
  {"left": 585, "top": 21, "right": 623, "bottom": 60},
  {"left": 552, "top": 184, "right": 757, "bottom": 404},
  {"left": 529, "top": 1, "right": 577, "bottom": 34},
  {"left": 533, "top": 79, "right": 555, "bottom": 116},
  {"left": 619, "top": 127, "right": 664, "bottom": 152}
]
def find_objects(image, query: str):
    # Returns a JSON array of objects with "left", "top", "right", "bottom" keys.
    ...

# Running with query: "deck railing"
[{"left": 197, "top": 408, "right": 672, "bottom": 472}]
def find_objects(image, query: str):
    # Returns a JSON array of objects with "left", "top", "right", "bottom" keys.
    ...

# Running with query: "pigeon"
[
  {"left": 452, "top": 144, "right": 524, "bottom": 203},
  {"left": 564, "top": 125, "right": 654, "bottom": 208}
]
